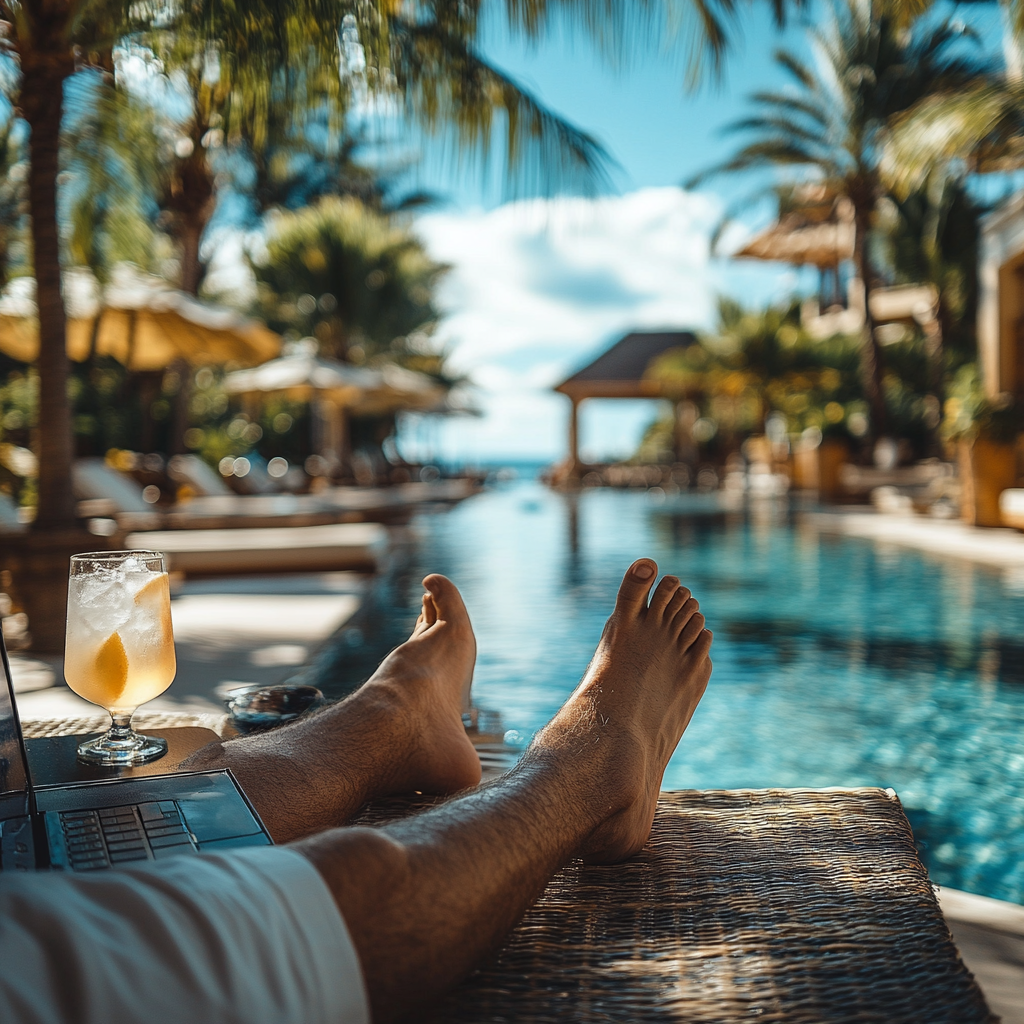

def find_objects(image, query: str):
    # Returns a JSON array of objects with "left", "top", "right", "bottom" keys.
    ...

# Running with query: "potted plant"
[{"left": 942, "top": 366, "right": 1021, "bottom": 527}]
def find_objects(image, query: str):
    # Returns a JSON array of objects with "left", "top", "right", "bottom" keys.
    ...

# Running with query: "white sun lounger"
[{"left": 125, "top": 522, "right": 388, "bottom": 575}]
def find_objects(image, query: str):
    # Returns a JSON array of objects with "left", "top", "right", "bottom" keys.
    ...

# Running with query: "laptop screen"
[{"left": 0, "top": 627, "right": 31, "bottom": 818}]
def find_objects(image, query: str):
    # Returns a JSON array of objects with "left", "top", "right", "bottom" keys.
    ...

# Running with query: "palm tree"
[
  {"left": 872, "top": 180, "right": 981, "bottom": 409},
  {"left": 688, "top": 0, "right": 985, "bottom": 438},
  {"left": 63, "top": 71, "right": 159, "bottom": 286},
  {"left": 881, "top": 57, "right": 1024, "bottom": 207},
  {"left": 252, "top": 196, "right": 447, "bottom": 365},
  {"left": 5, "top": 0, "right": 800, "bottom": 535}
]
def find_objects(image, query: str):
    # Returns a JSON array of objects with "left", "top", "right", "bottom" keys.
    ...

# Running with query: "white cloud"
[{"left": 400, "top": 186, "right": 799, "bottom": 464}]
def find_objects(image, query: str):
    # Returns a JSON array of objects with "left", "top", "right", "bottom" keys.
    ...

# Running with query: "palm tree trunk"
[
  {"left": 179, "top": 220, "right": 206, "bottom": 296},
  {"left": 853, "top": 215, "right": 888, "bottom": 438},
  {"left": 22, "top": 57, "right": 75, "bottom": 531}
]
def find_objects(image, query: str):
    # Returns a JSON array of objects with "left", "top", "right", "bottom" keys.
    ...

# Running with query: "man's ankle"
[{"left": 517, "top": 736, "right": 641, "bottom": 842}]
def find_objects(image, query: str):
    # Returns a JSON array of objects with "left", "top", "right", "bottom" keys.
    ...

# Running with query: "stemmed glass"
[{"left": 64, "top": 551, "right": 177, "bottom": 765}]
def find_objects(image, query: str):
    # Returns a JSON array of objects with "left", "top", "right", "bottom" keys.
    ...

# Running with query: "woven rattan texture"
[
  {"left": 22, "top": 712, "right": 232, "bottom": 738},
  {"left": 373, "top": 788, "right": 991, "bottom": 1024}
]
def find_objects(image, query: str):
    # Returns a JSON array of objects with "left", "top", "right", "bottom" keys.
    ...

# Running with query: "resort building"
[
  {"left": 735, "top": 187, "right": 938, "bottom": 342},
  {"left": 978, "top": 189, "right": 1024, "bottom": 401}
]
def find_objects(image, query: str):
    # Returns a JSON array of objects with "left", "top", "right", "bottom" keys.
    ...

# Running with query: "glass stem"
[{"left": 109, "top": 713, "right": 134, "bottom": 739}]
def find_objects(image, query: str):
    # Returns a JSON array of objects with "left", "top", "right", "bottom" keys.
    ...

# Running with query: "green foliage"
[
  {"left": 62, "top": 71, "right": 161, "bottom": 282},
  {"left": 942, "top": 364, "right": 1023, "bottom": 444},
  {"left": 690, "top": 0, "right": 985, "bottom": 206},
  {"left": 646, "top": 297, "right": 949, "bottom": 454},
  {"left": 882, "top": 80, "right": 1024, "bottom": 197},
  {"left": 0, "top": 116, "right": 29, "bottom": 286},
  {"left": 650, "top": 299, "right": 866, "bottom": 440},
  {"left": 873, "top": 180, "right": 981, "bottom": 367},
  {"left": 252, "top": 197, "right": 448, "bottom": 368},
  {"left": 688, "top": 0, "right": 988, "bottom": 438},
  {"left": 67, "top": 357, "right": 148, "bottom": 455},
  {"left": 0, "top": 367, "right": 35, "bottom": 445},
  {"left": 878, "top": 337, "right": 941, "bottom": 446},
  {"left": 0, "top": 367, "right": 36, "bottom": 505},
  {"left": 179, "top": 366, "right": 310, "bottom": 468}
]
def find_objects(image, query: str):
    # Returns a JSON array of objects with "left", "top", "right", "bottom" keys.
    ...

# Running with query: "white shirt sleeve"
[{"left": 0, "top": 846, "right": 370, "bottom": 1024}]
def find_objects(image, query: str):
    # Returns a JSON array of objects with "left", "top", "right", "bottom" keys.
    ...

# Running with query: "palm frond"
[
  {"left": 747, "top": 91, "right": 831, "bottom": 128},
  {"left": 391, "top": 20, "right": 615, "bottom": 196},
  {"left": 882, "top": 83, "right": 1024, "bottom": 195},
  {"left": 773, "top": 49, "right": 819, "bottom": 92},
  {"left": 723, "top": 114, "right": 838, "bottom": 157}
]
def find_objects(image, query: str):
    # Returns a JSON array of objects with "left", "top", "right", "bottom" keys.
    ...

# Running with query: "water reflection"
[{"left": 318, "top": 478, "right": 1024, "bottom": 904}]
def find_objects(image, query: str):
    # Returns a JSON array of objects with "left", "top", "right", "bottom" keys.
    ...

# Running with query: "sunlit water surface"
[{"left": 320, "top": 477, "right": 1024, "bottom": 904}]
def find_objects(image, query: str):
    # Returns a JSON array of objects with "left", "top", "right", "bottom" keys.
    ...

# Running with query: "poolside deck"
[
  {"left": 803, "top": 507, "right": 1024, "bottom": 571},
  {"left": 939, "top": 887, "right": 1024, "bottom": 1024}
]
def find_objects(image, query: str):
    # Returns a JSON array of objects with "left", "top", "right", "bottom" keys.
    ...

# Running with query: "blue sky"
[
  {"left": 395, "top": 2, "right": 1007, "bottom": 465},
  {"left": 409, "top": 4, "right": 814, "bottom": 208}
]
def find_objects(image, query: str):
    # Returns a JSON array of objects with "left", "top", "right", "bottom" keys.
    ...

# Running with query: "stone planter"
[
  {"left": 792, "top": 438, "right": 849, "bottom": 501},
  {"left": 958, "top": 439, "right": 1018, "bottom": 528}
]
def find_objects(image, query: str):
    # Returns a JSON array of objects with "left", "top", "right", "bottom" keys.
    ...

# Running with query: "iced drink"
[{"left": 65, "top": 557, "right": 176, "bottom": 715}]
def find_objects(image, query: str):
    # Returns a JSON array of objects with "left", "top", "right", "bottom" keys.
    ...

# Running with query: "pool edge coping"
[{"left": 937, "top": 885, "right": 1024, "bottom": 936}]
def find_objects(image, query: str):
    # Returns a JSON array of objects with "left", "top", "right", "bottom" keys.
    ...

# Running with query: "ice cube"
[
  {"left": 70, "top": 573, "right": 132, "bottom": 635},
  {"left": 123, "top": 572, "right": 173, "bottom": 647}
]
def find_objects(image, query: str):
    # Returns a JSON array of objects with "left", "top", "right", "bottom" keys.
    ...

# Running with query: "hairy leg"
[
  {"left": 295, "top": 558, "right": 712, "bottom": 1023},
  {"left": 183, "top": 574, "right": 482, "bottom": 843}
]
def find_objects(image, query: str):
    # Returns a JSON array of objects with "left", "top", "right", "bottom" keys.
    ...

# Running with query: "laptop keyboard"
[{"left": 59, "top": 802, "right": 198, "bottom": 871}]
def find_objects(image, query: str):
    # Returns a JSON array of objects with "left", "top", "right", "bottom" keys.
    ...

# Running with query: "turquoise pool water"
[{"left": 323, "top": 477, "right": 1024, "bottom": 905}]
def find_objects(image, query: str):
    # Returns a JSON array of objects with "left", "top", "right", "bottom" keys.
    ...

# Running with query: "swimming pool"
[{"left": 321, "top": 476, "right": 1024, "bottom": 905}]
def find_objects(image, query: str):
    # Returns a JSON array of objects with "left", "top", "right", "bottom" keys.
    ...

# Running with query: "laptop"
[{"left": 0, "top": 632, "right": 272, "bottom": 872}]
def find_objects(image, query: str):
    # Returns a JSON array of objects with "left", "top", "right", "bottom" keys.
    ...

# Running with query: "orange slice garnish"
[
  {"left": 95, "top": 631, "right": 129, "bottom": 705},
  {"left": 134, "top": 573, "right": 168, "bottom": 607}
]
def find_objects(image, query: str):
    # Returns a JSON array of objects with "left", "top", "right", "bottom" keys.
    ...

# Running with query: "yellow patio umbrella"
[
  {"left": 0, "top": 266, "right": 280, "bottom": 369},
  {"left": 222, "top": 339, "right": 373, "bottom": 404},
  {"left": 346, "top": 363, "right": 448, "bottom": 417},
  {"left": 224, "top": 341, "right": 448, "bottom": 414},
  {"left": 224, "top": 340, "right": 448, "bottom": 471}
]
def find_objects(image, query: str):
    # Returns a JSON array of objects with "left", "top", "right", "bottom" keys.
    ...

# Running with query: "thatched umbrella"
[
  {"left": 224, "top": 340, "right": 446, "bottom": 471},
  {"left": 223, "top": 339, "right": 374, "bottom": 403},
  {"left": 0, "top": 265, "right": 280, "bottom": 369}
]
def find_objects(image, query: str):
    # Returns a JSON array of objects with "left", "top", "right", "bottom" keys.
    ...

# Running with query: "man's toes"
[
  {"left": 615, "top": 559, "right": 658, "bottom": 615},
  {"left": 694, "top": 629, "right": 713, "bottom": 660},
  {"left": 671, "top": 596, "right": 700, "bottom": 634},
  {"left": 648, "top": 575, "right": 681, "bottom": 615},
  {"left": 678, "top": 612, "right": 706, "bottom": 650},
  {"left": 422, "top": 574, "right": 466, "bottom": 622},
  {"left": 419, "top": 592, "right": 438, "bottom": 627},
  {"left": 662, "top": 586, "right": 691, "bottom": 624}
]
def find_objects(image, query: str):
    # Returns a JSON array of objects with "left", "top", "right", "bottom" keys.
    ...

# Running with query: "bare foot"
[
  {"left": 363, "top": 574, "right": 482, "bottom": 795},
  {"left": 535, "top": 558, "right": 711, "bottom": 863}
]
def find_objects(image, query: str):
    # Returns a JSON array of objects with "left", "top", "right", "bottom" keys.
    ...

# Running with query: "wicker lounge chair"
[
  {"left": 363, "top": 788, "right": 994, "bottom": 1023},
  {"left": 19, "top": 710, "right": 996, "bottom": 1023}
]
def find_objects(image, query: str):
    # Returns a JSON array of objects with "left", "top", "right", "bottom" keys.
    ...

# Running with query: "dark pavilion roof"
[{"left": 554, "top": 330, "right": 697, "bottom": 400}]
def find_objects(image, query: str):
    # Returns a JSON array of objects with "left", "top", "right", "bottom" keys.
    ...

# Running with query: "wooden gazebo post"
[{"left": 567, "top": 398, "right": 581, "bottom": 479}]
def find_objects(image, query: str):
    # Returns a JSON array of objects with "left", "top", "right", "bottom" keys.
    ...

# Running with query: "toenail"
[{"left": 632, "top": 562, "right": 654, "bottom": 580}]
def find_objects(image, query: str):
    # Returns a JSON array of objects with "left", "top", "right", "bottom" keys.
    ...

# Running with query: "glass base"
[{"left": 77, "top": 729, "right": 168, "bottom": 766}]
